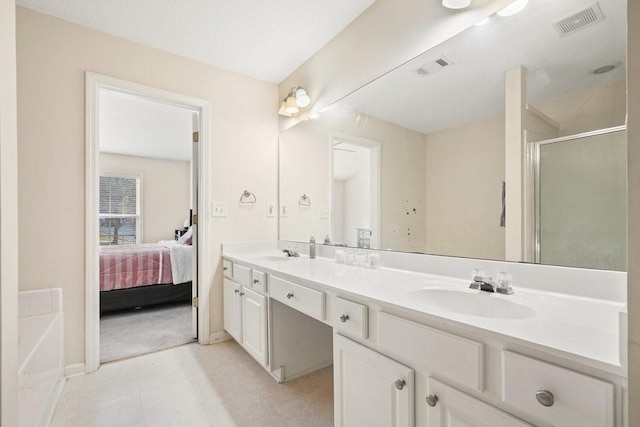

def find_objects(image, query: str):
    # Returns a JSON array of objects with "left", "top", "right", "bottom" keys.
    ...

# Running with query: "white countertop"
[{"left": 223, "top": 249, "right": 625, "bottom": 376}]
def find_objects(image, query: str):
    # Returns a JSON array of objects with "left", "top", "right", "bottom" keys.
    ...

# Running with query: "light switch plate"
[
  {"left": 211, "top": 202, "right": 227, "bottom": 217},
  {"left": 319, "top": 207, "right": 329, "bottom": 219},
  {"left": 266, "top": 203, "right": 275, "bottom": 217},
  {"left": 280, "top": 204, "right": 288, "bottom": 217}
]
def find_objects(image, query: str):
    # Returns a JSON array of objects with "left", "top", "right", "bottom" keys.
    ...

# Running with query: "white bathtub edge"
[
  {"left": 64, "top": 363, "right": 86, "bottom": 378},
  {"left": 42, "top": 378, "right": 65, "bottom": 427}
]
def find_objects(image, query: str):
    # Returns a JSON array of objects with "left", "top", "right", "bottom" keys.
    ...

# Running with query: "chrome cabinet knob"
[
  {"left": 536, "top": 390, "right": 554, "bottom": 407},
  {"left": 253, "top": 279, "right": 259, "bottom": 284},
  {"left": 394, "top": 379, "right": 406, "bottom": 390},
  {"left": 234, "top": 289, "right": 239, "bottom": 294},
  {"left": 239, "top": 292, "right": 245, "bottom": 296},
  {"left": 339, "top": 314, "right": 349, "bottom": 323},
  {"left": 223, "top": 266, "right": 228, "bottom": 271},
  {"left": 286, "top": 292, "right": 294, "bottom": 299},
  {"left": 426, "top": 394, "right": 438, "bottom": 407}
]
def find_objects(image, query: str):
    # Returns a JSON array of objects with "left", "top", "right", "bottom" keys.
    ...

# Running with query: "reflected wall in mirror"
[{"left": 279, "top": 0, "right": 627, "bottom": 270}]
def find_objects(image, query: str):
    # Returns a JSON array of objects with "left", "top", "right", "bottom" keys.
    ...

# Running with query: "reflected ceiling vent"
[
  {"left": 553, "top": 3, "right": 604, "bottom": 37},
  {"left": 413, "top": 56, "right": 453, "bottom": 79}
]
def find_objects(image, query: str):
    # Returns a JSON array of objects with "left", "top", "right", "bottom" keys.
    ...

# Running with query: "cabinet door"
[
  {"left": 241, "top": 287, "right": 268, "bottom": 366},
  {"left": 427, "top": 378, "right": 531, "bottom": 427},
  {"left": 334, "top": 334, "right": 414, "bottom": 427},
  {"left": 223, "top": 279, "right": 242, "bottom": 342}
]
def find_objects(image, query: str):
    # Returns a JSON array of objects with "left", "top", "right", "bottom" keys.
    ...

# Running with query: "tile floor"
[{"left": 51, "top": 341, "right": 334, "bottom": 426}]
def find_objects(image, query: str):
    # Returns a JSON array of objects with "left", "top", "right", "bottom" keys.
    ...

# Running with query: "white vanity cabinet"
[
  {"left": 334, "top": 333, "right": 414, "bottom": 427},
  {"left": 240, "top": 287, "right": 268, "bottom": 366},
  {"left": 222, "top": 263, "right": 269, "bottom": 367},
  {"left": 223, "top": 278, "right": 242, "bottom": 342},
  {"left": 426, "top": 378, "right": 531, "bottom": 427}
]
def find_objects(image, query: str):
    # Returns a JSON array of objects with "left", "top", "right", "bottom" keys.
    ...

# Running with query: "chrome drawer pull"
[
  {"left": 239, "top": 292, "right": 244, "bottom": 296},
  {"left": 223, "top": 266, "right": 228, "bottom": 271},
  {"left": 234, "top": 289, "right": 239, "bottom": 294},
  {"left": 394, "top": 379, "right": 406, "bottom": 390},
  {"left": 535, "top": 390, "right": 554, "bottom": 407},
  {"left": 253, "top": 279, "right": 259, "bottom": 284},
  {"left": 286, "top": 292, "right": 294, "bottom": 299},
  {"left": 340, "top": 314, "right": 349, "bottom": 323},
  {"left": 426, "top": 394, "right": 438, "bottom": 407}
]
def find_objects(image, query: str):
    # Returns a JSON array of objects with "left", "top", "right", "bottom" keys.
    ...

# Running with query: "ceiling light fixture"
[
  {"left": 592, "top": 62, "right": 621, "bottom": 75},
  {"left": 442, "top": 0, "right": 471, "bottom": 9},
  {"left": 278, "top": 86, "right": 311, "bottom": 116},
  {"left": 497, "top": 0, "right": 529, "bottom": 17}
]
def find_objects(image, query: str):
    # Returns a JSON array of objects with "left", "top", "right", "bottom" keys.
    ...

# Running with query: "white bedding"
[{"left": 159, "top": 240, "right": 193, "bottom": 284}]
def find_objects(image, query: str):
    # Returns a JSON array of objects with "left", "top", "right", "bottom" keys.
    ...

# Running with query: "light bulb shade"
[
  {"left": 295, "top": 87, "right": 311, "bottom": 107},
  {"left": 442, "top": 0, "right": 471, "bottom": 9},
  {"left": 285, "top": 95, "right": 299, "bottom": 114},
  {"left": 497, "top": 0, "right": 528, "bottom": 17},
  {"left": 278, "top": 101, "right": 292, "bottom": 117}
]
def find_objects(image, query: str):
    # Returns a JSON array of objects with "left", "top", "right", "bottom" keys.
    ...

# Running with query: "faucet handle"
[{"left": 495, "top": 272, "right": 514, "bottom": 295}]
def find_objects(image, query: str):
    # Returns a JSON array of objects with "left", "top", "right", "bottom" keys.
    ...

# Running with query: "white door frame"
[
  {"left": 85, "top": 72, "right": 211, "bottom": 372},
  {"left": 330, "top": 131, "right": 381, "bottom": 248}
]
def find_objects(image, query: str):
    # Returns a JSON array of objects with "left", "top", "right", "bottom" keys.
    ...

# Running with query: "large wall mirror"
[{"left": 279, "top": 0, "right": 627, "bottom": 271}]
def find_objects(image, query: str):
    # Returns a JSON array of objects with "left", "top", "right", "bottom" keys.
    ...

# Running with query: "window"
[{"left": 99, "top": 174, "right": 141, "bottom": 245}]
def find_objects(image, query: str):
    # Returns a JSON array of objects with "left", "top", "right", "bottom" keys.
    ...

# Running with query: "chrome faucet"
[
  {"left": 281, "top": 248, "right": 300, "bottom": 257},
  {"left": 469, "top": 271, "right": 514, "bottom": 295}
]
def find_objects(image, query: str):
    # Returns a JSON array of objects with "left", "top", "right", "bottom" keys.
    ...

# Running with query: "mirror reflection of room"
[
  {"left": 98, "top": 90, "right": 197, "bottom": 363},
  {"left": 279, "top": 0, "right": 626, "bottom": 271}
]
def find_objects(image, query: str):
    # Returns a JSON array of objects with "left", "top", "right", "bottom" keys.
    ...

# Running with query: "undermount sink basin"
[{"left": 408, "top": 288, "right": 536, "bottom": 320}]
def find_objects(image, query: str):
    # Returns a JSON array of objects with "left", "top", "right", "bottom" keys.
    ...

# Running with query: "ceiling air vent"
[
  {"left": 553, "top": 3, "right": 604, "bottom": 37},
  {"left": 413, "top": 56, "right": 453, "bottom": 79}
]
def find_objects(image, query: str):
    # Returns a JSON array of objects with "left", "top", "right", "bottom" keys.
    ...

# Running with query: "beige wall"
[
  {"left": 425, "top": 115, "right": 505, "bottom": 260},
  {"left": 628, "top": 0, "right": 640, "bottom": 424},
  {"left": 279, "top": 121, "right": 332, "bottom": 243},
  {"left": 100, "top": 153, "right": 191, "bottom": 243},
  {"left": 0, "top": 0, "right": 19, "bottom": 424},
  {"left": 537, "top": 80, "right": 627, "bottom": 137},
  {"left": 16, "top": 7, "right": 278, "bottom": 367},
  {"left": 279, "top": 106, "right": 427, "bottom": 253}
]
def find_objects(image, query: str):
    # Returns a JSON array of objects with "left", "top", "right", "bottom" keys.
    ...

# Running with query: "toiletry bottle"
[{"left": 309, "top": 236, "right": 317, "bottom": 259}]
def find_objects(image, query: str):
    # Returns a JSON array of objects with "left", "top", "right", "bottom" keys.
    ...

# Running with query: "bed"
[{"left": 99, "top": 241, "right": 193, "bottom": 314}]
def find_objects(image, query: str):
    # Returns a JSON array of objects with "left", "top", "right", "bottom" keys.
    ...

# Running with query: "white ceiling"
[
  {"left": 99, "top": 90, "right": 194, "bottom": 162},
  {"left": 341, "top": 0, "right": 626, "bottom": 135},
  {"left": 16, "top": 0, "right": 376, "bottom": 83}
]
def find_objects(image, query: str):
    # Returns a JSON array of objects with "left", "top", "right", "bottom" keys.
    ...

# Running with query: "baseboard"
[
  {"left": 64, "top": 363, "right": 86, "bottom": 377},
  {"left": 209, "top": 331, "right": 232, "bottom": 344}
]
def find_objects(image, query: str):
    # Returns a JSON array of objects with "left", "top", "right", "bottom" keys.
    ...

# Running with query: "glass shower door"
[{"left": 535, "top": 127, "right": 627, "bottom": 271}]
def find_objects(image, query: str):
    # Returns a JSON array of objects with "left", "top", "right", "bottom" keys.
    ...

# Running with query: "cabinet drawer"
[
  {"left": 334, "top": 297, "right": 368, "bottom": 339},
  {"left": 502, "top": 351, "right": 614, "bottom": 427},
  {"left": 270, "top": 276, "right": 324, "bottom": 320},
  {"left": 222, "top": 259, "right": 233, "bottom": 278},
  {"left": 378, "top": 312, "right": 483, "bottom": 391},
  {"left": 232, "top": 263, "right": 251, "bottom": 287},
  {"left": 250, "top": 270, "right": 267, "bottom": 294}
]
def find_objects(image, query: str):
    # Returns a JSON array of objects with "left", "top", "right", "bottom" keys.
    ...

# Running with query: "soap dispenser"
[{"left": 309, "top": 236, "right": 317, "bottom": 259}]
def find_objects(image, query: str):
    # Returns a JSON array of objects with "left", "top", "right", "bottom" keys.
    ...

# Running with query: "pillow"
[{"left": 177, "top": 226, "right": 193, "bottom": 245}]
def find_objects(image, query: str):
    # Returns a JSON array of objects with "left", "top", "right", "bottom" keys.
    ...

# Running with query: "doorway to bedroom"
[{"left": 94, "top": 85, "right": 200, "bottom": 363}]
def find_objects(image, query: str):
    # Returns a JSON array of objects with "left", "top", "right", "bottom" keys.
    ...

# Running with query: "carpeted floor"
[{"left": 100, "top": 302, "right": 194, "bottom": 363}]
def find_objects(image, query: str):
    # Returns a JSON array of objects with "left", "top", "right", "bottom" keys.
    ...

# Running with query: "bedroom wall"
[
  {"left": 0, "top": 0, "right": 19, "bottom": 423},
  {"left": 99, "top": 153, "right": 191, "bottom": 243},
  {"left": 16, "top": 7, "right": 278, "bottom": 368}
]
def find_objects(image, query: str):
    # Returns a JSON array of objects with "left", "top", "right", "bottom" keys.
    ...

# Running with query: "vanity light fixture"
[
  {"left": 442, "top": 0, "right": 471, "bottom": 9},
  {"left": 497, "top": 0, "right": 529, "bottom": 17},
  {"left": 279, "top": 86, "right": 311, "bottom": 116}
]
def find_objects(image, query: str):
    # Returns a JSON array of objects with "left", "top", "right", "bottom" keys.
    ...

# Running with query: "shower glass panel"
[{"left": 536, "top": 127, "right": 627, "bottom": 271}]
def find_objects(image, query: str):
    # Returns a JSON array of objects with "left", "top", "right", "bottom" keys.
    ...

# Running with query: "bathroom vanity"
[{"left": 222, "top": 241, "right": 626, "bottom": 427}]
